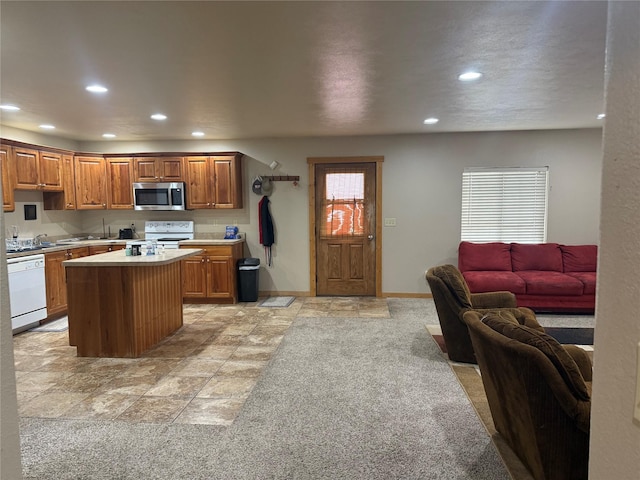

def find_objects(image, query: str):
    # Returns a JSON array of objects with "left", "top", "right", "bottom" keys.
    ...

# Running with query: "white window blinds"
[{"left": 461, "top": 167, "right": 549, "bottom": 243}]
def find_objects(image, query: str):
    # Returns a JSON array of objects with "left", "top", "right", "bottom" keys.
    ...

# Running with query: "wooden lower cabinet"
[
  {"left": 44, "top": 247, "right": 90, "bottom": 318},
  {"left": 181, "top": 244, "right": 243, "bottom": 303}
]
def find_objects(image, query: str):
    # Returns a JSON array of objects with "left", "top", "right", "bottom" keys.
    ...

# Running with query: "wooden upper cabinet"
[
  {"left": 106, "top": 157, "right": 134, "bottom": 209},
  {"left": 133, "top": 158, "right": 157, "bottom": 182},
  {"left": 184, "top": 156, "right": 212, "bottom": 208},
  {"left": 14, "top": 147, "right": 40, "bottom": 189},
  {"left": 1, "top": 144, "right": 16, "bottom": 211},
  {"left": 157, "top": 157, "right": 183, "bottom": 181},
  {"left": 39, "top": 150, "right": 64, "bottom": 190},
  {"left": 212, "top": 155, "right": 242, "bottom": 208},
  {"left": 14, "top": 147, "right": 63, "bottom": 191},
  {"left": 43, "top": 153, "right": 77, "bottom": 210},
  {"left": 61, "top": 154, "right": 76, "bottom": 209},
  {"left": 133, "top": 156, "right": 183, "bottom": 182},
  {"left": 74, "top": 156, "right": 108, "bottom": 209},
  {"left": 185, "top": 154, "right": 242, "bottom": 209},
  {"left": 1, "top": 140, "right": 243, "bottom": 211}
]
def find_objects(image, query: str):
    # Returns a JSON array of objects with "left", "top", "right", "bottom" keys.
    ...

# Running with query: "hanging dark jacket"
[
  {"left": 259, "top": 195, "right": 275, "bottom": 265},
  {"left": 259, "top": 195, "right": 274, "bottom": 246}
]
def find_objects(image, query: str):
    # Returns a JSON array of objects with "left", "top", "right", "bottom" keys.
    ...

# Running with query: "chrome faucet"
[{"left": 34, "top": 233, "right": 48, "bottom": 246}]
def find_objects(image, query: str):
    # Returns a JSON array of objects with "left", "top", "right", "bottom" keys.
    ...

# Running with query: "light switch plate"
[
  {"left": 635, "top": 342, "right": 640, "bottom": 426},
  {"left": 384, "top": 218, "right": 396, "bottom": 227}
]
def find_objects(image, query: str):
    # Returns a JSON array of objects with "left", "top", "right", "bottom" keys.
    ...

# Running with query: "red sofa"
[{"left": 458, "top": 241, "right": 597, "bottom": 313}]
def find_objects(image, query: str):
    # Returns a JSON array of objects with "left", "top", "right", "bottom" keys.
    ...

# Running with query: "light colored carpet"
[
  {"left": 19, "top": 309, "right": 509, "bottom": 479},
  {"left": 257, "top": 296, "right": 296, "bottom": 308}
]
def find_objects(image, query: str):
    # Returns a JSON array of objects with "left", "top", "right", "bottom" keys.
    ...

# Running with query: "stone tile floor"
[{"left": 13, "top": 297, "right": 390, "bottom": 426}]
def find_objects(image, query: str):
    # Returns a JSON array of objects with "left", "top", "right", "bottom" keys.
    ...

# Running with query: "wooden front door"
[{"left": 315, "top": 162, "right": 377, "bottom": 296}]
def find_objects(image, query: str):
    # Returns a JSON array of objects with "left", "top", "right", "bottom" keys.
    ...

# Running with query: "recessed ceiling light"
[
  {"left": 0, "top": 104, "right": 20, "bottom": 111},
  {"left": 39, "top": 124, "right": 55, "bottom": 130},
  {"left": 458, "top": 71, "right": 483, "bottom": 81},
  {"left": 597, "top": 113, "right": 606, "bottom": 120},
  {"left": 86, "top": 85, "right": 108, "bottom": 93},
  {"left": 102, "top": 133, "right": 116, "bottom": 138},
  {"left": 192, "top": 131, "right": 205, "bottom": 137},
  {"left": 150, "top": 113, "right": 167, "bottom": 121},
  {"left": 423, "top": 117, "right": 439, "bottom": 125}
]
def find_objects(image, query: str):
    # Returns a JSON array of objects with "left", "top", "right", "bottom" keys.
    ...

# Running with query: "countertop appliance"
[
  {"left": 133, "top": 182, "right": 186, "bottom": 211},
  {"left": 7, "top": 253, "right": 47, "bottom": 332},
  {"left": 128, "top": 220, "right": 195, "bottom": 250},
  {"left": 118, "top": 228, "right": 134, "bottom": 239}
]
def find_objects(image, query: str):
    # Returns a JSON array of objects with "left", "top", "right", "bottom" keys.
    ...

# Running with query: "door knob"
[{"left": 367, "top": 234, "right": 374, "bottom": 240}]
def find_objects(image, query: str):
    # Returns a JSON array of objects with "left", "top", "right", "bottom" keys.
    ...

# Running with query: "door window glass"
[{"left": 323, "top": 171, "right": 364, "bottom": 237}]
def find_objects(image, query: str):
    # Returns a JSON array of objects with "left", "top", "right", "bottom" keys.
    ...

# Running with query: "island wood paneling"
[{"left": 67, "top": 261, "right": 183, "bottom": 357}]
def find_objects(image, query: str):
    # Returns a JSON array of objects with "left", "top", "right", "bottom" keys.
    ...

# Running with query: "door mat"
[
  {"left": 30, "top": 317, "right": 68, "bottom": 332},
  {"left": 258, "top": 296, "right": 296, "bottom": 308}
]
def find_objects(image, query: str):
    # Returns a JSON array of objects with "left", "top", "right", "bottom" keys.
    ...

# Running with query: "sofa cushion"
[
  {"left": 463, "top": 271, "right": 526, "bottom": 294},
  {"left": 458, "top": 241, "right": 512, "bottom": 272},
  {"left": 511, "top": 243, "right": 563, "bottom": 272},
  {"left": 515, "top": 271, "right": 584, "bottom": 295},
  {"left": 561, "top": 245, "right": 598, "bottom": 272},
  {"left": 565, "top": 272, "right": 597, "bottom": 295},
  {"left": 482, "top": 313, "right": 590, "bottom": 401}
]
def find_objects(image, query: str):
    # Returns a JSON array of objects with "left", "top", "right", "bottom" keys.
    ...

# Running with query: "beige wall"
[
  {"left": 0, "top": 172, "right": 23, "bottom": 478},
  {"left": 4, "top": 128, "right": 603, "bottom": 295},
  {"left": 590, "top": 1, "right": 640, "bottom": 477}
]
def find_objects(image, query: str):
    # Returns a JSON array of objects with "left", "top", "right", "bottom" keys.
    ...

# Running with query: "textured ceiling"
[{"left": 0, "top": 1, "right": 608, "bottom": 142}]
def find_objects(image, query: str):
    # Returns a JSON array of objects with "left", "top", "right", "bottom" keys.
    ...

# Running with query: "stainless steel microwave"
[{"left": 133, "top": 182, "right": 186, "bottom": 211}]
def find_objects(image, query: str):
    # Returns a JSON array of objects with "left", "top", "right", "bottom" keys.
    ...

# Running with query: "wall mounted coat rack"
[{"left": 262, "top": 175, "right": 299, "bottom": 182}]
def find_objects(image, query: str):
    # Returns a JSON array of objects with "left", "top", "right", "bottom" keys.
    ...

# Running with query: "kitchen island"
[{"left": 63, "top": 248, "right": 202, "bottom": 357}]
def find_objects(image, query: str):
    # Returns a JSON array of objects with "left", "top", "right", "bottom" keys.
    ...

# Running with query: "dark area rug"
[
  {"left": 432, "top": 327, "right": 593, "bottom": 358},
  {"left": 544, "top": 327, "right": 594, "bottom": 345}
]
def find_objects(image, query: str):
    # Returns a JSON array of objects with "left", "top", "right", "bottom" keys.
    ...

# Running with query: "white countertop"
[
  {"left": 62, "top": 248, "right": 203, "bottom": 267},
  {"left": 178, "top": 238, "right": 244, "bottom": 246},
  {"left": 6, "top": 237, "right": 244, "bottom": 259}
]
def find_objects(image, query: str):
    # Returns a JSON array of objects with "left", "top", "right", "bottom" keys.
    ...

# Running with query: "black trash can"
[{"left": 238, "top": 258, "right": 260, "bottom": 302}]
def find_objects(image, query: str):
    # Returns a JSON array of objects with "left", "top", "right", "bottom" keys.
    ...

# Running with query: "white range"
[{"left": 129, "top": 220, "right": 195, "bottom": 249}]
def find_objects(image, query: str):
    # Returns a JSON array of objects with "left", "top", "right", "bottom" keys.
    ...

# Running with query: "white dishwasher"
[{"left": 7, "top": 253, "right": 47, "bottom": 333}]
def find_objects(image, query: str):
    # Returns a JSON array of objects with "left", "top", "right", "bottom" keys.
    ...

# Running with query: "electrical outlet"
[
  {"left": 635, "top": 342, "right": 640, "bottom": 426},
  {"left": 384, "top": 218, "right": 397, "bottom": 227}
]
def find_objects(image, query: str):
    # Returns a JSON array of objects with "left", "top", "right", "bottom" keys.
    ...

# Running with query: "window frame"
[{"left": 460, "top": 166, "right": 549, "bottom": 243}]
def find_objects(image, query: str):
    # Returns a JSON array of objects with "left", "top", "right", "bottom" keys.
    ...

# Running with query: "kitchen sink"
[
  {"left": 6, "top": 243, "right": 58, "bottom": 253},
  {"left": 6, "top": 246, "right": 45, "bottom": 253}
]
